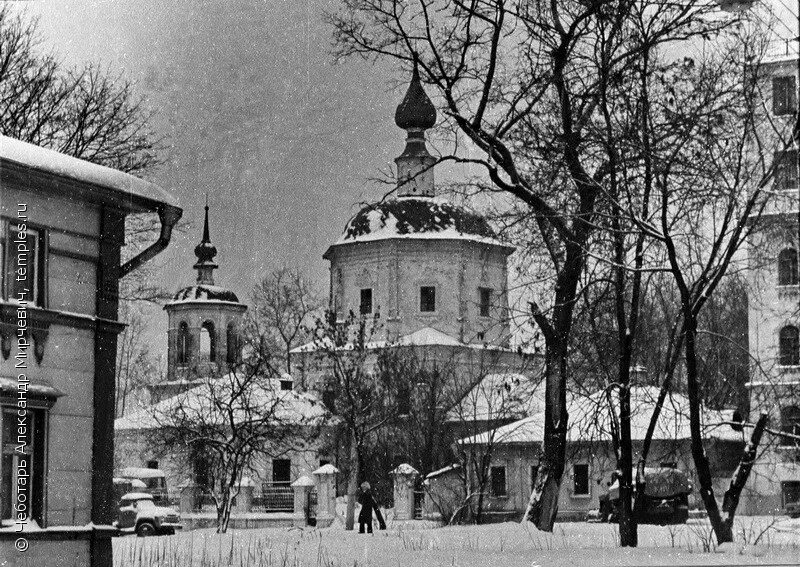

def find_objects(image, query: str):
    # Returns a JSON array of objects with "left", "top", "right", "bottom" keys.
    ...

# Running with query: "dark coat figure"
[{"left": 357, "top": 482, "right": 386, "bottom": 533}]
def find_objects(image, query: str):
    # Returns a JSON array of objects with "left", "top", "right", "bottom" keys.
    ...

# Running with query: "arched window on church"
[
  {"left": 779, "top": 325, "right": 800, "bottom": 366},
  {"left": 200, "top": 321, "right": 216, "bottom": 362},
  {"left": 177, "top": 322, "right": 190, "bottom": 365},
  {"left": 226, "top": 322, "right": 238, "bottom": 365},
  {"left": 778, "top": 248, "right": 799, "bottom": 286},
  {"left": 780, "top": 406, "right": 800, "bottom": 447}
]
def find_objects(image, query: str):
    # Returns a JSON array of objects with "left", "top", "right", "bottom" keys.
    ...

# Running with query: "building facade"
[
  {"left": 0, "top": 136, "right": 181, "bottom": 566},
  {"left": 745, "top": 51, "right": 800, "bottom": 515}
]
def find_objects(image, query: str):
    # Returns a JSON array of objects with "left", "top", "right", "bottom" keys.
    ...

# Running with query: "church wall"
[{"left": 328, "top": 238, "right": 511, "bottom": 346}]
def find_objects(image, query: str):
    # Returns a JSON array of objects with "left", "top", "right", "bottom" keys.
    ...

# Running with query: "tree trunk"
[
  {"left": 344, "top": 434, "right": 360, "bottom": 531},
  {"left": 684, "top": 316, "right": 733, "bottom": 544},
  {"left": 721, "top": 413, "right": 768, "bottom": 530},
  {"left": 216, "top": 489, "right": 234, "bottom": 534},
  {"left": 618, "top": 383, "right": 637, "bottom": 547},
  {"left": 523, "top": 348, "right": 567, "bottom": 531}
]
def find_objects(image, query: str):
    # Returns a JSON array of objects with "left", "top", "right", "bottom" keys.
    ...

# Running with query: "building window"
[
  {"left": 780, "top": 406, "right": 800, "bottom": 447},
  {"left": 779, "top": 325, "right": 800, "bottom": 366},
  {"left": 280, "top": 376, "right": 293, "bottom": 391},
  {"left": 272, "top": 459, "right": 291, "bottom": 485},
  {"left": 177, "top": 322, "right": 190, "bottom": 365},
  {"left": 200, "top": 321, "right": 216, "bottom": 362},
  {"left": 147, "top": 460, "right": 159, "bottom": 469},
  {"left": 573, "top": 463, "right": 590, "bottom": 496},
  {"left": 782, "top": 481, "right": 800, "bottom": 508},
  {"left": 479, "top": 287, "right": 492, "bottom": 317},
  {"left": 775, "top": 150, "right": 798, "bottom": 190},
  {"left": 420, "top": 286, "right": 436, "bottom": 313},
  {"left": 2, "top": 223, "right": 46, "bottom": 307},
  {"left": 226, "top": 323, "right": 238, "bottom": 365},
  {"left": 779, "top": 248, "right": 799, "bottom": 286},
  {"left": 322, "top": 388, "right": 336, "bottom": 411},
  {"left": 360, "top": 288, "right": 373, "bottom": 315},
  {"left": 490, "top": 465, "right": 507, "bottom": 497},
  {"left": 773, "top": 76, "right": 797, "bottom": 116},
  {"left": 530, "top": 465, "right": 539, "bottom": 491},
  {"left": 1, "top": 407, "right": 45, "bottom": 524}
]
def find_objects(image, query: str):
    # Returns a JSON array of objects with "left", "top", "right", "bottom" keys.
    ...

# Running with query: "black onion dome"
[
  {"left": 395, "top": 64, "right": 437, "bottom": 130},
  {"left": 194, "top": 204, "right": 217, "bottom": 264},
  {"left": 171, "top": 284, "right": 240, "bottom": 303},
  {"left": 341, "top": 198, "right": 498, "bottom": 242}
]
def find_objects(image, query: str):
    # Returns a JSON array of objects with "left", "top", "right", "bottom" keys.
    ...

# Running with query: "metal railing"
[{"left": 252, "top": 482, "right": 293, "bottom": 512}]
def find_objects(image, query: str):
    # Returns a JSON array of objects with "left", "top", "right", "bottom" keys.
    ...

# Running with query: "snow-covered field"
[{"left": 113, "top": 516, "right": 800, "bottom": 567}]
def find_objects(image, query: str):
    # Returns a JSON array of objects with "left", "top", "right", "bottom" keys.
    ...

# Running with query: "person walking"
[{"left": 358, "top": 481, "right": 385, "bottom": 533}]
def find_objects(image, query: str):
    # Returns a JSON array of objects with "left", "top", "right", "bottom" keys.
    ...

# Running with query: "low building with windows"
[
  {"left": 0, "top": 136, "right": 181, "bottom": 566},
  {"left": 744, "top": 49, "right": 800, "bottom": 515},
  {"left": 423, "top": 385, "right": 743, "bottom": 522}
]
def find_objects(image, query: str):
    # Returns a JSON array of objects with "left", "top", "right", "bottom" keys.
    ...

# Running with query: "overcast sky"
[
  {"left": 26, "top": 0, "right": 421, "bottom": 289},
  {"left": 20, "top": 0, "right": 442, "bottom": 358}
]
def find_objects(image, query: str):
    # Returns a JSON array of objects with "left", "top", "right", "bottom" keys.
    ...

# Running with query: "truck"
[
  {"left": 117, "top": 467, "right": 168, "bottom": 504},
  {"left": 598, "top": 467, "right": 692, "bottom": 525},
  {"left": 114, "top": 492, "right": 182, "bottom": 537}
]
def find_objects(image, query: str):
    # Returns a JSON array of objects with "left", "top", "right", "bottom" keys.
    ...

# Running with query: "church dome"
[
  {"left": 336, "top": 197, "right": 502, "bottom": 245},
  {"left": 170, "top": 283, "right": 240, "bottom": 304}
]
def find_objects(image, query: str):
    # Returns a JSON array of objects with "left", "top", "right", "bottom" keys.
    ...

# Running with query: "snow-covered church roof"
[
  {"left": 333, "top": 197, "right": 511, "bottom": 249},
  {"left": 169, "top": 284, "right": 240, "bottom": 304}
]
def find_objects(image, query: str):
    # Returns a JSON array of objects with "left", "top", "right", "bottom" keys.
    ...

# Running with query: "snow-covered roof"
[
  {"left": 461, "top": 385, "right": 742, "bottom": 446},
  {"left": 446, "top": 373, "right": 544, "bottom": 423},
  {"left": 391, "top": 463, "right": 419, "bottom": 476},
  {"left": 120, "top": 492, "right": 154, "bottom": 501},
  {"left": 0, "top": 135, "right": 176, "bottom": 210},
  {"left": 424, "top": 463, "right": 461, "bottom": 481},
  {"left": 331, "top": 197, "right": 512, "bottom": 249},
  {"left": 313, "top": 464, "right": 340, "bottom": 475},
  {"left": 119, "top": 467, "right": 165, "bottom": 478},
  {"left": 114, "top": 373, "right": 326, "bottom": 431},
  {"left": 291, "top": 326, "right": 527, "bottom": 355},
  {"left": 168, "top": 284, "right": 241, "bottom": 305}
]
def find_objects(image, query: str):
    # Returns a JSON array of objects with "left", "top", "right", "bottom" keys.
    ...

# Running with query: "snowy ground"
[{"left": 113, "top": 516, "right": 800, "bottom": 567}]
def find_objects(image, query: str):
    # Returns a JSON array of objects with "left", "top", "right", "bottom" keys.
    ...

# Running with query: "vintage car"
[
  {"left": 114, "top": 492, "right": 182, "bottom": 537},
  {"left": 598, "top": 467, "right": 692, "bottom": 525}
]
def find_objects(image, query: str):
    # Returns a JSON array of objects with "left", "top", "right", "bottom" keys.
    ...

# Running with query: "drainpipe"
[{"left": 120, "top": 204, "right": 183, "bottom": 276}]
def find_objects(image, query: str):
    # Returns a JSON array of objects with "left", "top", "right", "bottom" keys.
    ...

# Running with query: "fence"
[{"left": 251, "top": 482, "right": 293, "bottom": 512}]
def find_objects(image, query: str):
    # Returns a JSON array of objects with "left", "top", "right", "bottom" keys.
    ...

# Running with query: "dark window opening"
[
  {"left": 420, "top": 286, "right": 436, "bottom": 312},
  {"left": 323, "top": 389, "right": 336, "bottom": 411},
  {"left": 779, "top": 325, "right": 800, "bottom": 366},
  {"left": 782, "top": 481, "right": 800, "bottom": 508},
  {"left": 780, "top": 406, "right": 800, "bottom": 447},
  {"left": 530, "top": 465, "right": 539, "bottom": 491},
  {"left": 360, "top": 288, "right": 373, "bottom": 315},
  {"left": 272, "top": 459, "right": 291, "bottom": 484},
  {"left": 320, "top": 459, "right": 331, "bottom": 468},
  {"left": 479, "top": 287, "right": 492, "bottom": 317},
  {"left": 573, "top": 463, "right": 590, "bottom": 496},
  {"left": 477, "top": 332, "right": 485, "bottom": 342},
  {"left": 779, "top": 248, "right": 799, "bottom": 286},
  {"left": 280, "top": 378, "right": 293, "bottom": 391},
  {"left": 775, "top": 150, "right": 798, "bottom": 190},
  {"left": 3, "top": 224, "right": 46, "bottom": 307},
  {"left": 2, "top": 407, "right": 45, "bottom": 524},
  {"left": 773, "top": 76, "right": 797, "bottom": 116},
  {"left": 147, "top": 460, "right": 159, "bottom": 469},
  {"left": 397, "top": 384, "right": 411, "bottom": 416},
  {"left": 490, "top": 466, "right": 507, "bottom": 497},
  {"left": 660, "top": 462, "right": 677, "bottom": 469}
]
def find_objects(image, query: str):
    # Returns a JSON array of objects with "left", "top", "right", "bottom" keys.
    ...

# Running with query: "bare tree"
[
  {"left": 148, "top": 341, "right": 325, "bottom": 533},
  {"left": 310, "top": 310, "right": 406, "bottom": 530},
  {"left": 249, "top": 267, "right": 321, "bottom": 375},
  {"left": 328, "top": 0, "right": 739, "bottom": 531},
  {"left": 114, "top": 302, "right": 158, "bottom": 417}
]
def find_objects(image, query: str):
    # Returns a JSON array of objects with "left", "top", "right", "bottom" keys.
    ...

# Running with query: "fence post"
[
  {"left": 235, "top": 477, "right": 256, "bottom": 513},
  {"left": 291, "top": 475, "right": 315, "bottom": 526},
  {"left": 391, "top": 464, "right": 419, "bottom": 521},
  {"left": 179, "top": 480, "right": 199, "bottom": 514},
  {"left": 312, "top": 464, "right": 339, "bottom": 527}
]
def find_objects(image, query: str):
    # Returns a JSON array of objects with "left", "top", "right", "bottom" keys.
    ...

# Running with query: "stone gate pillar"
[
  {"left": 312, "top": 464, "right": 339, "bottom": 527},
  {"left": 235, "top": 477, "right": 255, "bottom": 513},
  {"left": 391, "top": 463, "right": 419, "bottom": 520},
  {"left": 291, "top": 475, "right": 315, "bottom": 526}
]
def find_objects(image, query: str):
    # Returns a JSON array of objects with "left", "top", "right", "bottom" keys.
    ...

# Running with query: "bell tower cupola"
[
  {"left": 193, "top": 198, "right": 218, "bottom": 285},
  {"left": 394, "top": 62, "right": 437, "bottom": 198}
]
